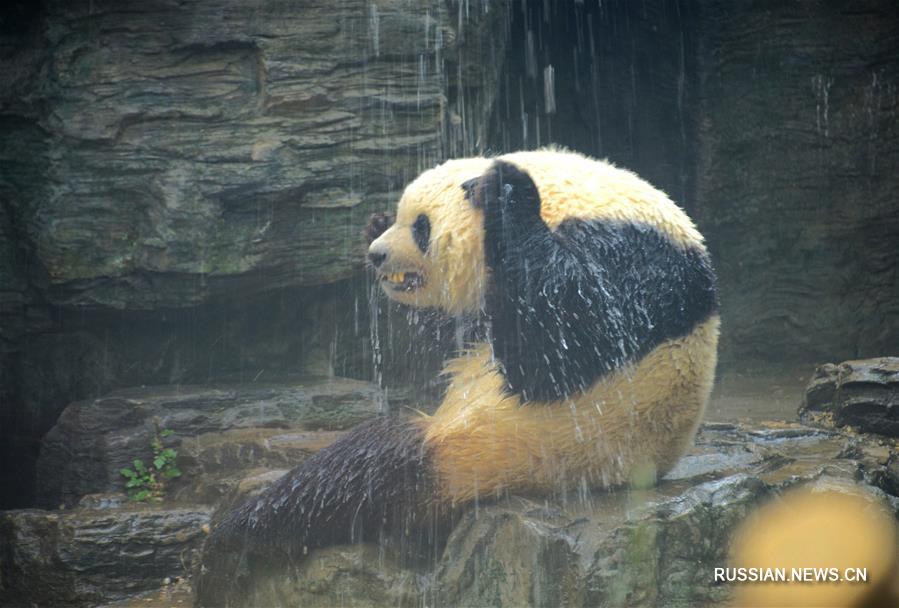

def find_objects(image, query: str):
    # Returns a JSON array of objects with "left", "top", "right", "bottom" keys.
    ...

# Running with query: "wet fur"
[
  {"left": 196, "top": 416, "right": 441, "bottom": 606},
  {"left": 475, "top": 161, "right": 717, "bottom": 401}
]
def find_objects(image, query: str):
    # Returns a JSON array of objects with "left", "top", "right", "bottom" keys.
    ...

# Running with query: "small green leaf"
[
  {"left": 160, "top": 429, "right": 174, "bottom": 437},
  {"left": 133, "top": 459, "right": 145, "bottom": 472},
  {"left": 126, "top": 479, "right": 142, "bottom": 488},
  {"left": 153, "top": 456, "right": 166, "bottom": 469},
  {"left": 161, "top": 448, "right": 177, "bottom": 460},
  {"left": 163, "top": 468, "right": 182, "bottom": 479},
  {"left": 133, "top": 489, "right": 150, "bottom": 501},
  {"left": 120, "top": 468, "right": 135, "bottom": 478}
]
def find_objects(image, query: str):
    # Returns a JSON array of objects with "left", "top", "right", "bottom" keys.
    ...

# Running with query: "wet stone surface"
[
  {"left": 2, "top": 419, "right": 897, "bottom": 607},
  {"left": 35, "top": 378, "right": 381, "bottom": 509},
  {"left": 801, "top": 357, "right": 899, "bottom": 438},
  {"left": 0, "top": 502, "right": 211, "bottom": 608},
  {"left": 0, "top": 0, "right": 508, "bottom": 309},
  {"left": 227, "top": 421, "right": 899, "bottom": 608}
]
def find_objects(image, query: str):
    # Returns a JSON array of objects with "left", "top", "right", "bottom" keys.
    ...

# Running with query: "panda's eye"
[{"left": 412, "top": 214, "right": 431, "bottom": 253}]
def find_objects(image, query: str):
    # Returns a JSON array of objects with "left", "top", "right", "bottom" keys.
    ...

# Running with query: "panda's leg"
[{"left": 195, "top": 415, "right": 439, "bottom": 607}]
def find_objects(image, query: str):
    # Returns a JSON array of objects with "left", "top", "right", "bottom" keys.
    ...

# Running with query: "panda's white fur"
[{"left": 374, "top": 149, "right": 706, "bottom": 314}]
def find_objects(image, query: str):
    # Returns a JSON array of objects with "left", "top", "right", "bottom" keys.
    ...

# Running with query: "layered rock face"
[
  {"left": 3, "top": 0, "right": 506, "bottom": 308},
  {"left": 0, "top": 0, "right": 507, "bottom": 507},
  {"left": 692, "top": 0, "right": 899, "bottom": 364},
  {"left": 801, "top": 357, "right": 899, "bottom": 437}
]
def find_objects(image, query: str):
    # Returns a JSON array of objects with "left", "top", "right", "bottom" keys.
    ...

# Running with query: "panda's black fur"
[{"left": 474, "top": 161, "right": 717, "bottom": 401}]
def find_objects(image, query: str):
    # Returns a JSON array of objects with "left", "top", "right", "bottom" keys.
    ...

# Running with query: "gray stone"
[
  {"left": 4, "top": 420, "right": 896, "bottom": 607},
  {"left": 800, "top": 357, "right": 899, "bottom": 437},
  {"left": 0, "top": 503, "right": 211, "bottom": 608},
  {"left": 36, "top": 378, "right": 384, "bottom": 508},
  {"left": 0, "top": 0, "right": 509, "bottom": 310},
  {"left": 692, "top": 1, "right": 899, "bottom": 365},
  {"left": 245, "top": 545, "right": 424, "bottom": 608},
  {"left": 211, "top": 421, "right": 899, "bottom": 607},
  {"left": 170, "top": 429, "right": 343, "bottom": 508}
]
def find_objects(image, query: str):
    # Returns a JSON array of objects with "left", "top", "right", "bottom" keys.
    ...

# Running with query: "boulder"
[
  {"left": 169, "top": 429, "right": 343, "bottom": 508},
  {"left": 35, "top": 378, "right": 385, "bottom": 508},
  {"left": 0, "top": 501, "right": 211, "bottom": 608},
  {"left": 800, "top": 357, "right": 899, "bottom": 437}
]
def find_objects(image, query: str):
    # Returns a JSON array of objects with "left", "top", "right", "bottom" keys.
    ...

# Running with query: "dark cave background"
[{"left": 1, "top": 0, "right": 897, "bottom": 508}]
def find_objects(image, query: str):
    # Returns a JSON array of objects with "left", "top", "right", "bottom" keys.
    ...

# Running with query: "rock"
[
  {"left": 244, "top": 545, "right": 422, "bottom": 608},
  {"left": 0, "top": 0, "right": 510, "bottom": 310},
  {"left": 800, "top": 357, "right": 899, "bottom": 437},
  {"left": 0, "top": 196, "right": 31, "bottom": 346},
  {"left": 36, "top": 378, "right": 384, "bottom": 508},
  {"left": 692, "top": 1, "right": 899, "bottom": 365},
  {"left": 206, "top": 421, "right": 899, "bottom": 606},
  {"left": 0, "top": 503, "right": 211, "bottom": 608},
  {"left": 170, "top": 430, "right": 343, "bottom": 508},
  {"left": 97, "top": 578, "right": 194, "bottom": 608},
  {"left": 4, "top": 420, "right": 896, "bottom": 607}
]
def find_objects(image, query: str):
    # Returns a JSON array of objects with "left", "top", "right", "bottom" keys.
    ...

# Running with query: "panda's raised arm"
[
  {"left": 465, "top": 160, "right": 717, "bottom": 403},
  {"left": 465, "top": 159, "right": 601, "bottom": 402},
  {"left": 463, "top": 160, "right": 552, "bottom": 271}
]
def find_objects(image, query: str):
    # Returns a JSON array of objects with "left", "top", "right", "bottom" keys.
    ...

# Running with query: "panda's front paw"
[{"left": 364, "top": 211, "right": 395, "bottom": 244}]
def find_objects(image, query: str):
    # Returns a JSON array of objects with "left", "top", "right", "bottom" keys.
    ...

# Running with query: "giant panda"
[{"left": 196, "top": 148, "right": 719, "bottom": 606}]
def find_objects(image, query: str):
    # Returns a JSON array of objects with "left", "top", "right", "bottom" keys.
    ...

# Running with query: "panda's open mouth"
[{"left": 381, "top": 271, "right": 424, "bottom": 292}]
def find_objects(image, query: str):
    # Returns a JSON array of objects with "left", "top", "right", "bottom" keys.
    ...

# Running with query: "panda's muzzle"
[{"left": 368, "top": 238, "right": 425, "bottom": 292}]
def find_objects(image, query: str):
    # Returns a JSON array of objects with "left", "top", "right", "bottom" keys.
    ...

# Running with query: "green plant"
[{"left": 120, "top": 424, "right": 182, "bottom": 502}]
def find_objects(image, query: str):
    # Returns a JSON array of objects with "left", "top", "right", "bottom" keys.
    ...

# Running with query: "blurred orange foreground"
[{"left": 730, "top": 485, "right": 899, "bottom": 607}]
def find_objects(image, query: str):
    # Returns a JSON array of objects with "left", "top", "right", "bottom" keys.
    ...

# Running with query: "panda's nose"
[{"left": 368, "top": 250, "right": 387, "bottom": 268}]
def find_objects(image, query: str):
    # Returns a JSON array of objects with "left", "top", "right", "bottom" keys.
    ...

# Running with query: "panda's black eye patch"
[{"left": 412, "top": 214, "right": 431, "bottom": 253}]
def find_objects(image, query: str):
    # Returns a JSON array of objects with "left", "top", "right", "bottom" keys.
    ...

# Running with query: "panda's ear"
[
  {"left": 461, "top": 177, "right": 481, "bottom": 208},
  {"left": 462, "top": 161, "right": 542, "bottom": 223}
]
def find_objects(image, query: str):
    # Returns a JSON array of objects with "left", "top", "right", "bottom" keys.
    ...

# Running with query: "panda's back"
[{"left": 500, "top": 148, "right": 705, "bottom": 251}]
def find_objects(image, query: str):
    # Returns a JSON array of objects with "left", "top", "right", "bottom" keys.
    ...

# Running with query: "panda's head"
[{"left": 366, "top": 158, "right": 492, "bottom": 314}]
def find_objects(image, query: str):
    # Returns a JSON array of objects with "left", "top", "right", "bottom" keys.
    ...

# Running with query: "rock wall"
[
  {"left": 0, "top": 0, "right": 509, "bottom": 508},
  {"left": 2, "top": 0, "right": 507, "bottom": 308},
  {"left": 487, "top": 0, "right": 699, "bottom": 209},
  {"left": 693, "top": 0, "right": 899, "bottom": 364}
]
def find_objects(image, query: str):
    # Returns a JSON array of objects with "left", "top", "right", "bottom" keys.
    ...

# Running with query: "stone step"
[
  {"left": 36, "top": 378, "right": 389, "bottom": 509},
  {"left": 0, "top": 502, "right": 211, "bottom": 608}
]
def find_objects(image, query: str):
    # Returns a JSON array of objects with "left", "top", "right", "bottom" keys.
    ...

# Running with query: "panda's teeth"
[{"left": 382, "top": 271, "right": 420, "bottom": 290}]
